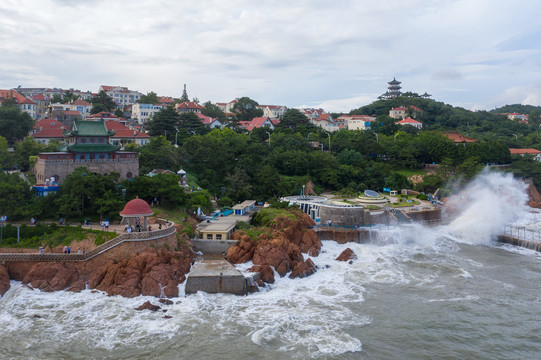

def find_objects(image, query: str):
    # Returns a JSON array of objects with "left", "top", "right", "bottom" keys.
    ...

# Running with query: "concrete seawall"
[{"left": 498, "top": 235, "right": 541, "bottom": 252}]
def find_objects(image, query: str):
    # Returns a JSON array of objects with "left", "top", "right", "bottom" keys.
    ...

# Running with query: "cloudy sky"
[{"left": 1, "top": 0, "right": 540, "bottom": 112}]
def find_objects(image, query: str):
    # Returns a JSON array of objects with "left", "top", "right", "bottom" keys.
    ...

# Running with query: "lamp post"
[
  {"left": 327, "top": 133, "right": 331, "bottom": 152},
  {"left": 266, "top": 131, "right": 271, "bottom": 145}
]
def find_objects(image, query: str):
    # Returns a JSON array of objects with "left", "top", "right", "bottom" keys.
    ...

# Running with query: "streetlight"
[
  {"left": 266, "top": 131, "right": 271, "bottom": 145},
  {"left": 327, "top": 133, "right": 331, "bottom": 152},
  {"left": 373, "top": 133, "right": 379, "bottom": 143}
]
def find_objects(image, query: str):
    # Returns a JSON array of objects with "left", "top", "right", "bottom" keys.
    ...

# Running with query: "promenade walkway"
[{"left": 0, "top": 221, "right": 176, "bottom": 262}]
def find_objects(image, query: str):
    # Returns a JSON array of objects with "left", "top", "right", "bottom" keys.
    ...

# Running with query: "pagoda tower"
[{"left": 386, "top": 78, "right": 402, "bottom": 99}]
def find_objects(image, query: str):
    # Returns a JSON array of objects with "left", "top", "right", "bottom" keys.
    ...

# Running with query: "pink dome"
[{"left": 120, "top": 198, "right": 153, "bottom": 217}]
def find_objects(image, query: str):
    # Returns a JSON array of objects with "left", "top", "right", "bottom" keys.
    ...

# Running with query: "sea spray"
[{"left": 445, "top": 169, "right": 529, "bottom": 244}]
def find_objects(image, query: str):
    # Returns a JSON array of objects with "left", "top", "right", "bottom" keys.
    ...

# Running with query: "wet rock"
[
  {"left": 248, "top": 264, "right": 275, "bottom": 284},
  {"left": 289, "top": 259, "right": 316, "bottom": 279},
  {"left": 136, "top": 301, "right": 161, "bottom": 311},
  {"left": 0, "top": 266, "right": 10, "bottom": 296},
  {"left": 158, "top": 298, "right": 174, "bottom": 305},
  {"left": 226, "top": 235, "right": 256, "bottom": 264},
  {"left": 336, "top": 248, "right": 356, "bottom": 262},
  {"left": 22, "top": 263, "right": 81, "bottom": 292}
]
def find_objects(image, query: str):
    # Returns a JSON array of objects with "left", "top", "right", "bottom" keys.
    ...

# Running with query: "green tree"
[
  {"left": 146, "top": 106, "right": 180, "bottom": 139},
  {"left": 137, "top": 91, "right": 159, "bottom": 104},
  {"left": 231, "top": 97, "right": 263, "bottom": 122},
  {"left": 201, "top": 101, "right": 226, "bottom": 122},
  {"left": 90, "top": 90, "right": 117, "bottom": 114},
  {"left": 0, "top": 101, "right": 34, "bottom": 145},
  {"left": 277, "top": 108, "right": 314, "bottom": 133}
]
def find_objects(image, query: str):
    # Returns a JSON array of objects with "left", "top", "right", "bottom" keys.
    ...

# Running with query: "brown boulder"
[
  {"left": 0, "top": 266, "right": 10, "bottom": 296},
  {"left": 289, "top": 259, "right": 316, "bottom": 279},
  {"left": 136, "top": 301, "right": 161, "bottom": 311},
  {"left": 336, "top": 248, "right": 356, "bottom": 262},
  {"left": 248, "top": 265, "right": 275, "bottom": 284},
  {"left": 226, "top": 235, "right": 256, "bottom": 264},
  {"left": 22, "top": 263, "right": 81, "bottom": 292}
]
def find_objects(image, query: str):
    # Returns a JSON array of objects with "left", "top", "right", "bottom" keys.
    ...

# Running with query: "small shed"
[{"left": 120, "top": 198, "right": 153, "bottom": 229}]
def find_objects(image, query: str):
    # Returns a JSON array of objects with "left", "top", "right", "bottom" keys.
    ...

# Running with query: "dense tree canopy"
[
  {"left": 90, "top": 90, "right": 117, "bottom": 114},
  {"left": 0, "top": 101, "right": 33, "bottom": 145}
]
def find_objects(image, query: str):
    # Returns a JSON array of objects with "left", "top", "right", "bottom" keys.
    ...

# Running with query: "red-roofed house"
[
  {"left": 509, "top": 148, "right": 541, "bottom": 161},
  {"left": 195, "top": 113, "right": 222, "bottom": 129},
  {"left": 175, "top": 101, "right": 204, "bottom": 113},
  {"left": 64, "top": 99, "right": 92, "bottom": 118},
  {"left": 87, "top": 112, "right": 127, "bottom": 125},
  {"left": 32, "top": 128, "right": 66, "bottom": 145},
  {"left": 239, "top": 117, "right": 275, "bottom": 131},
  {"left": 0, "top": 89, "right": 37, "bottom": 119},
  {"left": 389, "top": 107, "right": 407, "bottom": 119},
  {"left": 337, "top": 115, "right": 377, "bottom": 130},
  {"left": 396, "top": 117, "right": 422, "bottom": 129},
  {"left": 104, "top": 120, "right": 150, "bottom": 147},
  {"left": 257, "top": 105, "right": 287, "bottom": 118}
]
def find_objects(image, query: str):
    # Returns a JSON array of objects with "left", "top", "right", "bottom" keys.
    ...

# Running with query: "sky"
[{"left": 1, "top": 0, "right": 540, "bottom": 113}]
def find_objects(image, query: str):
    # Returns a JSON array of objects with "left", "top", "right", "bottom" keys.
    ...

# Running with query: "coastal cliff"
[{"left": 226, "top": 210, "right": 321, "bottom": 282}]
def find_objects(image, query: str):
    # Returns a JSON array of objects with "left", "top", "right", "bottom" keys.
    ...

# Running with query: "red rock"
[
  {"left": 248, "top": 265, "right": 275, "bottom": 284},
  {"left": 0, "top": 266, "right": 10, "bottom": 296},
  {"left": 136, "top": 301, "right": 161, "bottom": 311},
  {"left": 23, "top": 263, "right": 81, "bottom": 292},
  {"left": 336, "top": 248, "right": 356, "bottom": 262}
]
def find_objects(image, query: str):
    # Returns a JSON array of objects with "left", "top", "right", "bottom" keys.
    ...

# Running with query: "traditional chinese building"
[{"left": 34, "top": 119, "right": 139, "bottom": 184}]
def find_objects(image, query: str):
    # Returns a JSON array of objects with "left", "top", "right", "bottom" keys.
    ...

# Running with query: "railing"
[
  {"left": 0, "top": 221, "right": 176, "bottom": 262},
  {"left": 502, "top": 225, "right": 541, "bottom": 244}
]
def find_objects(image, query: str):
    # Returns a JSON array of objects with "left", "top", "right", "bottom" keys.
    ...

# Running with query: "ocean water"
[{"left": 1, "top": 171, "right": 541, "bottom": 359}]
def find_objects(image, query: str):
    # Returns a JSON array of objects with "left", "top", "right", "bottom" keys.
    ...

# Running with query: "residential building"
[
  {"left": 87, "top": 111, "right": 128, "bottom": 125},
  {"left": 31, "top": 119, "right": 67, "bottom": 144},
  {"left": 34, "top": 119, "right": 139, "bottom": 184},
  {"left": 196, "top": 113, "right": 222, "bottom": 129},
  {"left": 31, "top": 94, "right": 50, "bottom": 120},
  {"left": 257, "top": 105, "right": 287, "bottom": 119},
  {"left": 175, "top": 101, "right": 204, "bottom": 113},
  {"left": 0, "top": 89, "right": 37, "bottom": 119},
  {"left": 131, "top": 103, "right": 164, "bottom": 124},
  {"left": 509, "top": 148, "right": 541, "bottom": 161},
  {"left": 395, "top": 117, "right": 422, "bottom": 129},
  {"left": 239, "top": 116, "right": 275, "bottom": 131},
  {"left": 105, "top": 120, "right": 150, "bottom": 147},
  {"left": 99, "top": 85, "right": 142, "bottom": 107},
  {"left": 337, "top": 115, "right": 376, "bottom": 130}
]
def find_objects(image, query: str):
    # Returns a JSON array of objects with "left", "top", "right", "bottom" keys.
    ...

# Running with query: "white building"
[
  {"left": 132, "top": 103, "right": 164, "bottom": 124},
  {"left": 99, "top": 85, "right": 143, "bottom": 107}
]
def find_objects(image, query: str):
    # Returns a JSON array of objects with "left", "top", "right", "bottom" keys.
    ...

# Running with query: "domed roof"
[{"left": 120, "top": 198, "right": 153, "bottom": 217}]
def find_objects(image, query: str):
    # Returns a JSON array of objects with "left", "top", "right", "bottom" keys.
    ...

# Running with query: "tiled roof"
[
  {"left": 509, "top": 148, "right": 541, "bottom": 155},
  {"left": 71, "top": 99, "right": 91, "bottom": 106},
  {"left": 396, "top": 117, "right": 421, "bottom": 124},
  {"left": 32, "top": 128, "right": 65, "bottom": 138},
  {"left": 0, "top": 89, "right": 35, "bottom": 105},
  {"left": 443, "top": 132, "right": 477, "bottom": 143},
  {"left": 34, "top": 119, "right": 66, "bottom": 130}
]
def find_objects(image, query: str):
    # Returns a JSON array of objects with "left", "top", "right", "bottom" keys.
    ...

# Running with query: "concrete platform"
[{"left": 185, "top": 260, "right": 246, "bottom": 295}]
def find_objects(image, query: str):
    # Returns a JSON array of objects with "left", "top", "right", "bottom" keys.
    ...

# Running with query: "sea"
[{"left": 1, "top": 171, "right": 540, "bottom": 360}]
